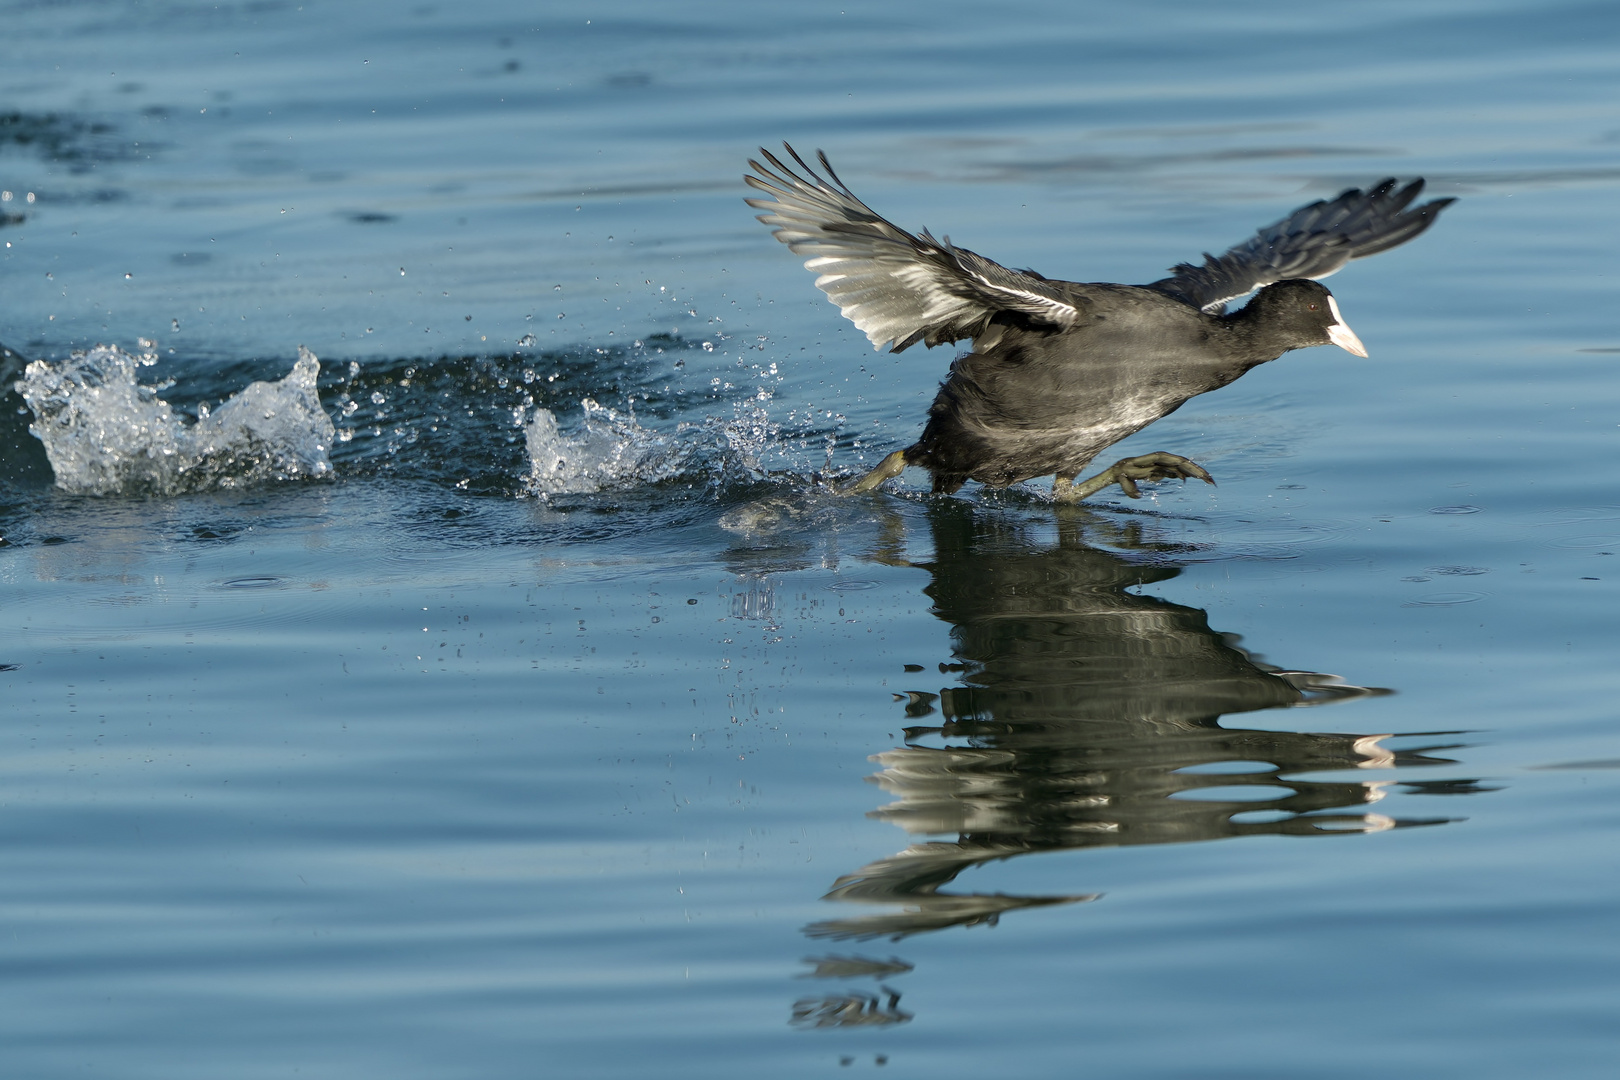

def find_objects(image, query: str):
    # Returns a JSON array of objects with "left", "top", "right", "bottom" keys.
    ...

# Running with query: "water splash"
[
  {"left": 17, "top": 344, "right": 335, "bottom": 496},
  {"left": 523, "top": 400, "right": 679, "bottom": 495},
  {"left": 523, "top": 397, "right": 780, "bottom": 497}
]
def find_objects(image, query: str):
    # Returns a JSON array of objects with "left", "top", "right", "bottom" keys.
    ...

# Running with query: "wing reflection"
[
  {"left": 790, "top": 986, "right": 912, "bottom": 1029},
  {"left": 807, "top": 503, "right": 1468, "bottom": 943}
]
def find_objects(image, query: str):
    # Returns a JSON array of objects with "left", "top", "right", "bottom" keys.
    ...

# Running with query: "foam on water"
[{"left": 16, "top": 344, "right": 335, "bottom": 496}]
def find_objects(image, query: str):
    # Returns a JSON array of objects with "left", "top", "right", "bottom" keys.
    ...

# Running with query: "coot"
[{"left": 746, "top": 145, "right": 1453, "bottom": 500}]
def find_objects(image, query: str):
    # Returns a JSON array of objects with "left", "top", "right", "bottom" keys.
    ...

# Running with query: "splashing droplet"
[{"left": 16, "top": 345, "right": 336, "bottom": 496}]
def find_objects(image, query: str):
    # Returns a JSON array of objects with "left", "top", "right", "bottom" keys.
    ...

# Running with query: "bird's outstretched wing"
[
  {"left": 746, "top": 145, "right": 1081, "bottom": 352},
  {"left": 1148, "top": 180, "right": 1455, "bottom": 313}
]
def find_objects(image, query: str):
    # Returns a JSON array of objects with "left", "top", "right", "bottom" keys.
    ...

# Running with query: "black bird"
[{"left": 745, "top": 146, "right": 1454, "bottom": 500}]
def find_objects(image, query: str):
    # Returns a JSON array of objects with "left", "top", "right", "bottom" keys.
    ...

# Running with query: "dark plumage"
[{"left": 745, "top": 145, "right": 1454, "bottom": 500}]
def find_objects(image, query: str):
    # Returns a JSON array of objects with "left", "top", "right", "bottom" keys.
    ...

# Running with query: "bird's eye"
[{"left": 1308, "top": 303, "right": 1318, "bottom": 310}]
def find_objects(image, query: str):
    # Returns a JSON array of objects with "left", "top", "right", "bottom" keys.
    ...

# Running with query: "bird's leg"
[
  {"left": 842, "top": 450, "right": 909, "bottom": 495},
  {"left": 1052, "top": 452, "right": 1214, "bottom": 502}
]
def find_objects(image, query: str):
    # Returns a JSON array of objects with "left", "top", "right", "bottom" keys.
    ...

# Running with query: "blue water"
[{"left": 5, "top": 1, "right": 1620, "bottom": 1076}]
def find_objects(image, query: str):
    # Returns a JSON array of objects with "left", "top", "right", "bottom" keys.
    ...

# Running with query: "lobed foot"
[
  {"left": 1053, "top": 452, "right": 1214, "bottom": 502},
  {"left": 842, "top": 450, "right": 908, "bottom": 495}
]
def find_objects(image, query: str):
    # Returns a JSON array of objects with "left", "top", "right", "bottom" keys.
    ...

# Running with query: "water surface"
[{"left": 4, "top": 1, "right": 1620, "bottom": 1077}]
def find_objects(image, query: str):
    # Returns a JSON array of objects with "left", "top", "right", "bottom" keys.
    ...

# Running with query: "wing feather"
[
  {"left": 746, "top": 145, "right": 1080, "bottom": 352},
  {"left": 1149, "top": 179, "right": 1455, "bottom": 312}
]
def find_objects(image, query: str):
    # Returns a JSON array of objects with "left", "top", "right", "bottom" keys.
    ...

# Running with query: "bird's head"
[{"left": 1246, "top": 279, "right": 1368, "bottom": 357}]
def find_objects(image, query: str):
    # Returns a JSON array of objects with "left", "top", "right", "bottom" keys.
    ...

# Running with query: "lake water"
[{"left": 4, "top": 1, "right": 1620, "bottom": 1076}]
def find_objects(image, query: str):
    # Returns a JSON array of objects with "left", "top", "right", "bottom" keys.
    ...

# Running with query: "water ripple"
[{"left": 1403, "top": 592, "right": 1486, "bottom": 607}]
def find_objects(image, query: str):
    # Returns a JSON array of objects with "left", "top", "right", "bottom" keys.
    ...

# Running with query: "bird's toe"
[{"left": 1115, "top": 452, "right": 1215, "bottom": 489}]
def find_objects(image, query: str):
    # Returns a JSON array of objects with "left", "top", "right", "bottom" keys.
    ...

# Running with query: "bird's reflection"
[{"left": 802, "top": 502, "right": 1476, "bottom": 960}]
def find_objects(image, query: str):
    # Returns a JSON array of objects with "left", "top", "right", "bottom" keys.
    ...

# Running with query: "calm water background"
[{"left": 4, "top": 1, "right": 1620, "bottom": 1076}]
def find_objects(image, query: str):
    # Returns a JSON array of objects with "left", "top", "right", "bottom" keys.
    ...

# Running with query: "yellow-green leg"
[
  {"left": 1052, "top": 452, "right": 1214, "bottom": 503},
  {"left": 841, "top": 450, "right": 909, "bottom": 495}
]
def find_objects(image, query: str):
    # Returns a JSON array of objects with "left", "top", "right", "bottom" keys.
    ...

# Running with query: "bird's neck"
[{"left": 1218, "top": 305, "right": 1299, "bottom": 366}]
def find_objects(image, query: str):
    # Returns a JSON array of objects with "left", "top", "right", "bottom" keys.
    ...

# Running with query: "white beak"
[{"left": 1325, "top": 295, "right": 1368, "bottom": 357}]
